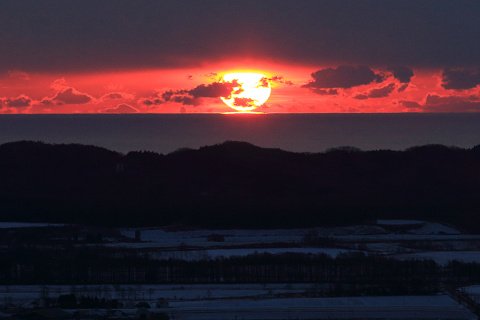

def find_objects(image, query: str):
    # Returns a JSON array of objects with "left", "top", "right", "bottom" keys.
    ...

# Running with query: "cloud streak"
[{"left": 354, "top": 83, "right": 396, "bottom": 100}]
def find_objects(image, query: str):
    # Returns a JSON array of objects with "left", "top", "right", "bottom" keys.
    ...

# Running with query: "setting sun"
[{"left": 220, "top": 72, "right": 272, "bottom": 112}]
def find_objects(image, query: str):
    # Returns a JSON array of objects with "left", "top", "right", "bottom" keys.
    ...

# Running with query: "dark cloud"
[
  {"left": 441, "top": 68, "right": 480, "bottom": 90},
  {"left": 267, "top": 76, "right": 294, "bottom": 86},
  {"left": 397, "top": 83, "right": 409, "bottom": 92},
  {"left": 423, "top": 94, "right": 480, "bottom": 112},
  {"left": 399, "top": 100, "right": 422, "bottom": 109},
  {"left": 367, "top": 83, "right": 396, "bottom": 98},
  {"left": 1, "top": 0, "right": 479, "bottom": 72},
  {"left": 103, "top": 103, "right": 138, "bottom": 113},
  {"left": 188, "top": 81, "right": 238, "bottom": 98},
  {"left": 354, "top": 83, "right": 396, "bottom": 99},
  {"left": 354, "top": 94, "right": 368, "bottom": 100},
  {"left": 169, "top": 95, "right": 199, "bottom": 106},
  {"left": 3, "top": 95, "right": 31, "bottom": 107},
  {"left": 160, "top": 81, "right": 238, "bottom": 106},
  {"left": 402, "top": 94, "right": 480, "bottom": 112},
  {"left": 101, "top": 92, "right": 134, "bottom": 100},
  {"left": 160, "top": 90, "right": 181, "bottom": 103},
  {"left": 388, "top": 66, "right": 414, "bottom": 83},
  {"left": 141, "top": 98, "right": 163, "bottom": 106},
  {"left": 304, "top": 66, "right": 384, "bottom": 89},
  {"left": 49, "top": 88, "right": 93, "bottom": 104}
]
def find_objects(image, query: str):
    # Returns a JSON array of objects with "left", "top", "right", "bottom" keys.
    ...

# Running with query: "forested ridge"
[{"left": 1, "top": 140, "right": 480, "bottom": 230}]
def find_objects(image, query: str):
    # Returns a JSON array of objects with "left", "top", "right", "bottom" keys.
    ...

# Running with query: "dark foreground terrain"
[
  {"left": 1, "top": 141, "right": 480, "bottom": 318},
  {"left": 1, "top": 140, "right": 480, "bottom": 230}
]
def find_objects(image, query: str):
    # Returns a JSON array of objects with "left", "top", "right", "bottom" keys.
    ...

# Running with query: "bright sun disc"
[{"left": 221, "top": 72, "right": 271, "bottom": 112}]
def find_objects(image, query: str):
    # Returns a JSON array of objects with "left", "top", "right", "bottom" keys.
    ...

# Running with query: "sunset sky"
[{"left": 1, "top": 0, "right": 480, "bottom": 114}]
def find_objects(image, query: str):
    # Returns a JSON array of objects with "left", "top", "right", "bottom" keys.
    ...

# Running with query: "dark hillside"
[{"left": 0, "top": 141, "right": 479, "bottom": 230}]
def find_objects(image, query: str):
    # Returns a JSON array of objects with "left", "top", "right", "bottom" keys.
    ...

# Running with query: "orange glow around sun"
[{"left": 220, "top": 72, "right": 271, "bottom": 112}]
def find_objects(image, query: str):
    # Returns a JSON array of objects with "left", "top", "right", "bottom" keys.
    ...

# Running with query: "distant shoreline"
[{"left": 0, "top": 113, "right": 480, "bottom": 154}]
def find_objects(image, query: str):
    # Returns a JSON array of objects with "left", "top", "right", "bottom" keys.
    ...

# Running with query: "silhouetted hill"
[{"left": 1, "top": 140, "right": 480, "bottom": 230}]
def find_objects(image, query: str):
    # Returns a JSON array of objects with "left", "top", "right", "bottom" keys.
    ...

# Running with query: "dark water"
[{"left": 0, "top": 113, "right": 479, "bottom": 153}]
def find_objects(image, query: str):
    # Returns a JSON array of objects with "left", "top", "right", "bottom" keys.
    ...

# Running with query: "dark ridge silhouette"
[{"left": 1, "top": 140, "right": 480, "bottom": 230}]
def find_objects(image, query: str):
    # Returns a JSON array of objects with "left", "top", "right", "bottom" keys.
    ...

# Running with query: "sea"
[{"left": 0, "top": 113, "right": 479, "bottom": 154}]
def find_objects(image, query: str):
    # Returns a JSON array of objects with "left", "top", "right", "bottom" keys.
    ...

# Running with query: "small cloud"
[
  {"left": 188, "top": 81, "right": 239, "bottom": 99},
  {"left": 44, "top": 79, "right": 94, "bottom": 105},
  {"left": 397, "top": 83, "right": 409, "bottom": 92},
  {"left": 304, "top": 65, "right": 384, "bottom": 89},
  {"left": 50, "top": 87, "right": 93, "bottom": 104},
  {"left": 170, "top": 95, "right": 199, "bottom": 106},
  {"left": 103, "top": 103, "right": 138, "bottom": 113},
  {"left": 141, "top": 98, "right": 163, "bottom": 106},
  {"left": 101, "top": 92, "right": 135, "bottom": 101},
  {"left": 3, "top": 95, "right": 32, "bottom": 107},
  {"left": 353, "top": 94, "right": 368, "bottom": 100},
  {"left": 233, "top": 97, "right": 255, "bottom": 107},
  {"left": 266, "top": 75, "right": 294, "bottom": 86},
  {"left": 159, "top": 80, "right": 239, "bottom": 106}
]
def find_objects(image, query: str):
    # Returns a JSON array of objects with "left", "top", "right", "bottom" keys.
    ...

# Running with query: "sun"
[{"left": 220, "top": 72, "right": 271, "bottom": 112}]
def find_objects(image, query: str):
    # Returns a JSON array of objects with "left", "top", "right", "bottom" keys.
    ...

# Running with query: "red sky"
[
  {"left": 1, "top": 1, "right": 480, "bottom": 114},
  {"left": 1, "top": 62, "right": 479, "bottom": 114}
]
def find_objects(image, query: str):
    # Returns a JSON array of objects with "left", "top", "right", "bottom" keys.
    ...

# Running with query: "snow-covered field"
[
  {"left": 167, "top": 295, "right": 476, "bottom": 320},
  {"left": 463, "top": 285, "right": 480, "bottom": 295},
  {"left": 119, "top": 228, "right": 308, "bottom": 247},
  {"left": 0, "top": 221, "right": 479, "bottom": 319},
  {"left": 0, "top": 285, "right": 475, "bottom": 320},
  {"left": 118, "top": 221, "right": 463, "bottom": 248},
  {"left": 0, "top": 284, "right": 312, "bottom": 306},
  {"left": 146, "top": 247, "right": 356, "bottom": 260},
  {"left": 111, "top": 221, "right": 480, "bottom": 265},
  {"left": 2, "top": 220, "right": 480, "bottom": 266},
  {"left": 394, "top": 251, "right": 480, "bottom": 265}
]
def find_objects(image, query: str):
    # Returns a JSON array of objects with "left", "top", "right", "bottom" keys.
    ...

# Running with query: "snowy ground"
[
  {"left": 146, "top": 247, "right": 356, "bottom": 261},
  {"left": 463, "top": 285, "right": 480, "bottom": 295},
  {"left": 167, "top": 295, "right": 476, "bottom": 320},
  {"left": 394, "top": 251, "right": 480, "bottom": 265},
  {"left": 0, "top": 284, "right": 313, "bottom": 306},
  {"left": 111, "top": 221, "right": 480, "bottom": 265},
  {"left": 0, "top": 285, "right": 475, "bottom": 320},
  {"left": 116, "top": 221, "right": 470, "bottom": 249},
  {"left": 2, "top": 220, "right": 480, "bottom": 266}
]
